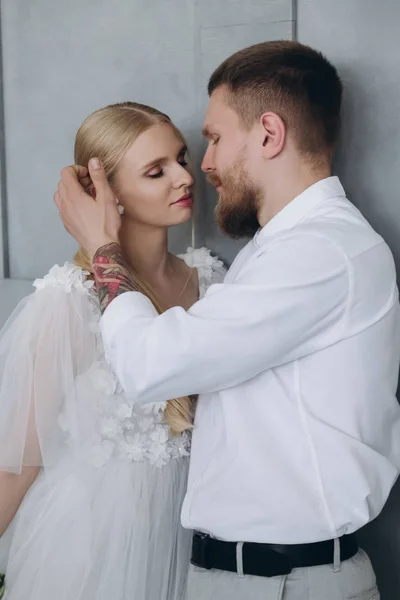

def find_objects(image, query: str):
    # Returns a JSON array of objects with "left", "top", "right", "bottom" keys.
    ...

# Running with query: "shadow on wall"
[
  {"left": 332, "top": 69, "right": 400, "bottom": 600},
  {"left": 333, "top": 68, "right": 400, "bottom": 279}
]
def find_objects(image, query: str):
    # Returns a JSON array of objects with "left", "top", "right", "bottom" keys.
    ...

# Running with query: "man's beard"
[{"left": 207, "top": 162, "right": 261, "bottom": 239}]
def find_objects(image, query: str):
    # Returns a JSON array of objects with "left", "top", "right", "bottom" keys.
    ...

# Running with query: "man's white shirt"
[{"left": 101, "top": 177, "right": 400, "bottom": 544}]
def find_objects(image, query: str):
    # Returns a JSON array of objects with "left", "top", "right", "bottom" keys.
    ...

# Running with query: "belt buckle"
[{"left": 191, "top": 532, "right": 212, "bottom": 570}]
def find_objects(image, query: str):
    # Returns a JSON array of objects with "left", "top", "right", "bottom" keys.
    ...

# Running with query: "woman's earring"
[{"left": 116, "top": 198, "right": 125, "bottom": 215}]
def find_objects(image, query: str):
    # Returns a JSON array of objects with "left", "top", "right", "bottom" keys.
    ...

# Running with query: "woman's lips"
[{"left": 172, "top": 194, "right": 193, "bottom": 208}]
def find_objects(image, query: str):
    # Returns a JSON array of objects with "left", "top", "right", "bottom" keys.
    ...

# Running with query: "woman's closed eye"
[
  {"left": 148, "top": 167, "right": 164, "bottom": 179},
  {"left": 147, "top": 152, "right": 189, "bottom": 179}
]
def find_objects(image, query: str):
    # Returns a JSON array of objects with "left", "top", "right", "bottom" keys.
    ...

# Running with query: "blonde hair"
[{"left": 73, "top": 102, "right": 193, "bottom": 435}]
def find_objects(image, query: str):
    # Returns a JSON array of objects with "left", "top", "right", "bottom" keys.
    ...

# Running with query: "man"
[{"left": 55, "top": 41, "right": 400, "bottom": 599}]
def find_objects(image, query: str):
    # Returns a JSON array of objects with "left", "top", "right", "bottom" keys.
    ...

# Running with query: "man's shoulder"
[{"left": 295, "top": 197, "right": 388, "bottom": 261}]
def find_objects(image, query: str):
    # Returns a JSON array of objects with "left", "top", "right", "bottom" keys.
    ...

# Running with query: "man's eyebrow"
[{"left": 202, "top": 125, "right": 214, "bottom": 139}]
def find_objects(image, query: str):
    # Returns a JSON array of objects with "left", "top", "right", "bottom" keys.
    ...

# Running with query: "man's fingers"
[
  {"left": 54, "top": 190, "right": 71, "bottom": 235},
  {"left": 54, "top": 190, "right": 61, "bottom": 209},
  {"left": 70, "top": 165, "right": 91, "bottom": 190},
  {"left": 88, "top": 158, "right": 113, "bottom": 203},
  {"left": 58, "top": 180, "right": 67, "bottom": 199},
  {"left": 60, "top": 165, "right": 88, "bottom": 196},
  {"left": 70, "top": 165, "right": 89, "bottom": 178},
  {"left": 80, "top": 176, "right": 92, "bottom": 191}
]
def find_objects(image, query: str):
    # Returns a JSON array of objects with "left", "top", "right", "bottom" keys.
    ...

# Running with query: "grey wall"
[
  {"left": 0, "top": 279, "right": 32, "bottom": 324},
  {"left": 297, "top": 1, "right": 400, "bottom": 598}
]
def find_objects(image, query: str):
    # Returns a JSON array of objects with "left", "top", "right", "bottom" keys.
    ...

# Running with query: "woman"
[{"left": 0, "top": 102, "right": 225, "bottom": 600}]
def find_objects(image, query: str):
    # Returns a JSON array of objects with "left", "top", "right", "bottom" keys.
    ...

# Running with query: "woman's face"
[{"left": 113, "top": 122, "right": 194, "bottom": 228}]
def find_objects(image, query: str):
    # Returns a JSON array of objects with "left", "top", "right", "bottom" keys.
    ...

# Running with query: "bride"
[{"left": 0, "top": 102, "right": 225, "bottom": 600}]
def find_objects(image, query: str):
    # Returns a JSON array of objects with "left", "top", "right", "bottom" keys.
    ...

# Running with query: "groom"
[{"left": 55, "top": 41, "right": 400, "bottom": 599}]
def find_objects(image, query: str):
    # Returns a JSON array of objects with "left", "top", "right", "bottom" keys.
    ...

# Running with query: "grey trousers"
[{"left": 185, "top": 549, "right": 379, "bottom": 600}]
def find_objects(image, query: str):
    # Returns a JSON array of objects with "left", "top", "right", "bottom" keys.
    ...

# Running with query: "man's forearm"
[{"left": 92, "top": 243, "right": 141, "bottom": 314}]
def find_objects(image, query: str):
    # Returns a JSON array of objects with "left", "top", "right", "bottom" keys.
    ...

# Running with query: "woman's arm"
[
  {"left": 0, "top": 268, "right": 96, "bottom": 528},
  {"left": 0, "top": 467, "right": 40, "bottom": 535}
]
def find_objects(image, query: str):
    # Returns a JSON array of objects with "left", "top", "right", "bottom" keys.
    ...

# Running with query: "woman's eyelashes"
[
  {"left": 148, "top": 168, "right": 164, "bottom": 179},
  {"left": 147, "top": 153, "right": 189, "bottom": 179}
]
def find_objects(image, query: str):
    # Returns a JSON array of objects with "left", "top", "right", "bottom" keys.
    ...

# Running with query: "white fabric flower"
[
  {"left": 148, "top": 446, "right": 171, "bottom": 468},
  {"left": 138, "top": 417, "right": 154, "bottom": 432},
  {"left": 169, "top": 431, "right": 191, "bottom": 459},
  {"left": 180, "top": 247, "right": 224, "bottom": 279},
  {"left": 150, "top": 428, "right": 169, "bottom": 445},
  {"left": 177, "top": 431, "right": 191, "bottom": 457},
  {"left": 33, "top": 263, "right": 94, "bottom": 295},
  {"left": 116, "top": 403, "right": 133, "bottom": 421},
  {"left": 100, "top": 417, "right": 119, "bottom": 440},
  {"left": 178, "top": 445, "right": 190, "bottom": 458},
  {"left": 142, "top": 402, "right": 166, "bottom": 416},
  {"left": 147, "top": 429, "right": 171, "bottom": 466},
  {"left": 87, "top": 363, "right": 119, "bottom": 396},
  {"left": 89, "top": 440, "right": 115, "bottom": 468},
  {"left": 120, "top": 434, "right": 147, "bottom": 462}
]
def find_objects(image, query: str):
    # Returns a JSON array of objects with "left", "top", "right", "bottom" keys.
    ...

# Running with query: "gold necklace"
[{"left": 176, "top": 267, "right": 194, "bottom": 302}]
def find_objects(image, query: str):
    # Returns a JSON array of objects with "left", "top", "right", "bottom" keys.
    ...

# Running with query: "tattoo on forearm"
[{"left": 92, "top": 243, "right": 140, "bottom": 314}]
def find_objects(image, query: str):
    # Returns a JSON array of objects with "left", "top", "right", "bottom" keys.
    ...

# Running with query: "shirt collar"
[{"left": 254, "top": 176, "right": 346, "bottom": 247}]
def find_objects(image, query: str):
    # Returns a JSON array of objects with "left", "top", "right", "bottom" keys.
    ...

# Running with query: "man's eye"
[{"left": 211, "top": 137, "right": 220, "bottom": 146}]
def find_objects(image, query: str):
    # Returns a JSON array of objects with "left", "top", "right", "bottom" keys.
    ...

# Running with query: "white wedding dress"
[{"left": 0, "top": 247, "right": 225, "bottom": 600}]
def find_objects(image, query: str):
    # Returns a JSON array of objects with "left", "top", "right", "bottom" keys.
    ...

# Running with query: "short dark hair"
[{"left": 208, "top": 40, "right": 343, "bottom": 158}]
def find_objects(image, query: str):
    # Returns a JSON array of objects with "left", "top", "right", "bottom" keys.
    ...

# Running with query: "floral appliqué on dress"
[{"left": 34, "top": 262, "right": 191, "bottom": 469}]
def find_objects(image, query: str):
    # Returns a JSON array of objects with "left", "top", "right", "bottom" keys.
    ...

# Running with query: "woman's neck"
[{"left": 118, "top": 218, "right": 172, "bottom": 283}]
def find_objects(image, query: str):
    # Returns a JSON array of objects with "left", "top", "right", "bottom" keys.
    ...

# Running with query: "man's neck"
[{"left": 258, "top": 162, "right": 331, "bottom": 227}]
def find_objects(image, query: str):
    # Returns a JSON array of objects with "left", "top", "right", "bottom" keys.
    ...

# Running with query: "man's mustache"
[{"left": 206, "top": 174, "right": 222, "bottom": 187}]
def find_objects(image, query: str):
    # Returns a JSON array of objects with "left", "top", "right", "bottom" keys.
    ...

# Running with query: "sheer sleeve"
[{"left": 0, "top": 264, "right": 97, "bottom": 474}]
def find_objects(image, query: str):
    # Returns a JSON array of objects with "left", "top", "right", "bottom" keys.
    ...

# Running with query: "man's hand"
[{"left": 54, "top": 158, "right": 121, "bottom": 259}]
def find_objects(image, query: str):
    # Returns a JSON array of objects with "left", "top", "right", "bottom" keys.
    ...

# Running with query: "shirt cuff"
[{"left": 100, "top": 291, "right": 158, "bottom": 349}]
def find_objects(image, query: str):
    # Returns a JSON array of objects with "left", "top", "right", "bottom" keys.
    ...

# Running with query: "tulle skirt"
[{"left": 0, "top": 456, "right": 191, "bottom": 600}]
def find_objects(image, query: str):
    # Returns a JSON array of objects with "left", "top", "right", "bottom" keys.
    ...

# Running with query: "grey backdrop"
[
  {"left": 1, "top": 1, "right": 400, "bottom": 598},
  {"left": 297, "top": 2, "right": 400, "bottom": 598}
]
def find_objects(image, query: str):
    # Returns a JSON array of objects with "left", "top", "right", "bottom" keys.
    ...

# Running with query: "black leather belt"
[{"left": 191, "top": 532, "right": 358, "bottom": 578}]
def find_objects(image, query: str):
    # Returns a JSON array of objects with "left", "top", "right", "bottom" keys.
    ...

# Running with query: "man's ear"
[{"left": 260, "top": 112, "right": 286, "bottom": 159}]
